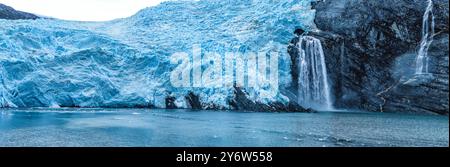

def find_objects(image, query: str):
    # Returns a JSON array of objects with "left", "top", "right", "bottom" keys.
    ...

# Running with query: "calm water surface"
[{"left": 0, "top": 109, "right": 448, "bottom": 147}]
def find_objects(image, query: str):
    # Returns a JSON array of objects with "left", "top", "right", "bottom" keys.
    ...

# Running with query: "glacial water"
[
  {"left": 297, "top": 36, "right": 333, "bottom": 110},
  {"left": 0, "top": 109, "right": 447, "bottom": 147}
]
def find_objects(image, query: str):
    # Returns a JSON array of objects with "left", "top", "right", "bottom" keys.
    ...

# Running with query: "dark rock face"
[
  {"left": 0, "top": 4, "right": 39, "bottom": 20},
  {"left": 228, "top": 86, "right": 313, "bottom": 112},
  {"left": 289, "top": 0, "right": 449, "bottom": 115},
  {"left": 165, "top": 96, "right": 177, "bottom": 109},
  {"left": 383, "top": 32, "right": 449, "bottom": 115},
  {"left": 181, "top": 87, "right": 312, "bottom": 112},
  {"left": 185, "top": 92, "right": 202, "bottom": 110}
]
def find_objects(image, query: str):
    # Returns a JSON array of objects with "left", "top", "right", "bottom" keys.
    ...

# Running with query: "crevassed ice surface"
[{"left": 0, "top": 0, "right": 316, "bottom": 108}]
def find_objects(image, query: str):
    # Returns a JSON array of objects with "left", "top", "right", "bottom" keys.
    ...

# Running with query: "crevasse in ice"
[{"left": 0, "top": 0, "right": 316, "bottom": 109}]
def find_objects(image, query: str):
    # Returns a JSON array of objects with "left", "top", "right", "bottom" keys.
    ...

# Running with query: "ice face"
[{"left": 0, "top": 0, "right": 316, "bottom": 109}]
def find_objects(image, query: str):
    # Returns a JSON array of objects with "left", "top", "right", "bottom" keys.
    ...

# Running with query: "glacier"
[{"left": 0, "top": 0, "right": 317, "bottom": 110}]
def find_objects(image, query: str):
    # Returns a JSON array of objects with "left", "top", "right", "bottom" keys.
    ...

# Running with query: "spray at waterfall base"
[{"left": 170, "top": 37, "right": 333, "bottom": 111}]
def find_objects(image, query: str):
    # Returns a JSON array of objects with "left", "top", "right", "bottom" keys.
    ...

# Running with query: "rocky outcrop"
[
  {"left": 228, "top": 86, "right": 313, "bottom": 112},
  {"left": 0, "top": 4, "right": 39, "bottom": 20},
  {"left": 185, "top": 92, "right": 202, "bottom": 110},
  {"left": 289, "top": 0, "right": 449, "bottom": 115}
]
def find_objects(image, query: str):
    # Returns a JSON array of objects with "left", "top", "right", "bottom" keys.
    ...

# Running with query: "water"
[
  {"left": 297, "top": 36, "right": 333, "bottom": 110},
  {"left": 415, "top": 0, "right": 435, "bottom": 75},
  {"left": 0, "top": 109, "right": 447, "bottom": 147}
]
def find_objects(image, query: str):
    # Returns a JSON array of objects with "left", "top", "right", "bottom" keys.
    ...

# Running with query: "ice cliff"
[{"left": 0, "top": 0, "right": 317, "bottom": 111}]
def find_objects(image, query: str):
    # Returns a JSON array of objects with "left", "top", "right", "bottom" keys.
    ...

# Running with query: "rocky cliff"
[
  {"left": 0, "top": 4, "right": 39, "bottom": 20},
  {"left": 289, "top": 0, "right": 449, "bottom": 115}
]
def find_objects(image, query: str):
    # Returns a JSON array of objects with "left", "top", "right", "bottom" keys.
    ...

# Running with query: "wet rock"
[
  {"left": 185, "top": 92, "right": 202, "bottom": 110},
  {"left": 289, "top": 0, "right": 449, "bottom": 115},
  {"left": 228, "top": 86, "right": 312, "bottom": 112},
  {"left": 165, "top": 96, "right": 177, "bottom": 109}
]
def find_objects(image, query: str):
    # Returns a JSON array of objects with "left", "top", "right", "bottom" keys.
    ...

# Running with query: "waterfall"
[
  {"left": 297, "top": 36, "right": 333, "bottom": 110},
  {"left": 415, "top": 0, "right": 435, "bottom": 75}
]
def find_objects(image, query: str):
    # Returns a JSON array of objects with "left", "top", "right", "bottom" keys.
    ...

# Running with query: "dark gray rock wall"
[
  {"left": 0, "top": 3, "right": 39, "bottom": 20},
  {"left": 289, "top": 0, "right": 449, "bottom": 115}
]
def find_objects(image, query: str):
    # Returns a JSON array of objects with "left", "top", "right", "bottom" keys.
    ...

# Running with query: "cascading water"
[
  {"left": 297, "top": 36, "right": 333, "bottom": 110},
  {"left": 415, "top": 0, "right": 435, "bottom": 75}
]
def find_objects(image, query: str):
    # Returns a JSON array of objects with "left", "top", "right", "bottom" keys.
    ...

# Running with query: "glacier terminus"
[{"left": 0, "top": 0, "right": 318, "bottom": 111}]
